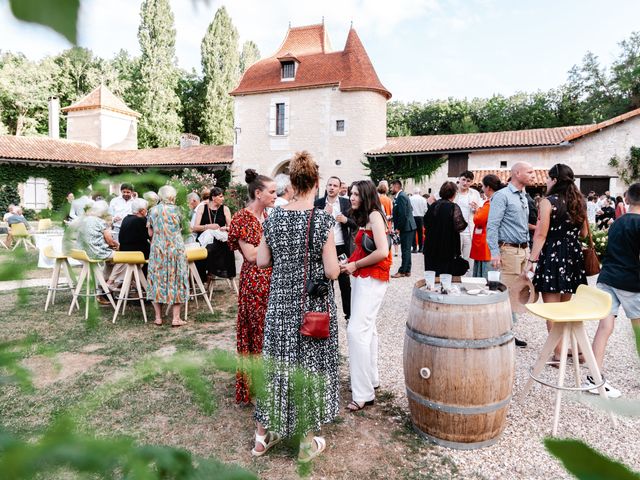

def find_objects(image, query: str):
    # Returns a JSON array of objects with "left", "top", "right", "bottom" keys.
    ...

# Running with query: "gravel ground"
[{"left": 336, "top": 253, "right": 640, "bottom": 479}]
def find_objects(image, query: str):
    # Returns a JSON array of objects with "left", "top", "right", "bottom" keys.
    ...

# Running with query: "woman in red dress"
[{"left": 228, "top": 169, "right": 277, "bottom": 405}]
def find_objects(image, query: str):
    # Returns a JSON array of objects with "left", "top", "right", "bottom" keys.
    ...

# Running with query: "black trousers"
[
  {"left": 335, "top": 244, "right": 351, "bottom": 318},
  {"left": 399, "top": 230, "right": 415, "bottom": 274},
  {"left": 412, "top": 216, "right": 424, "bottom": 252}
]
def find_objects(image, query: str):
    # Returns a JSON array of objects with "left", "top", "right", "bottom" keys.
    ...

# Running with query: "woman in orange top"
[
  {"left": 342, "top": 180, "right": 392, "bottom": 412},
  {"left": 470, "top": 174, "right": 503, "bottom": 278}
]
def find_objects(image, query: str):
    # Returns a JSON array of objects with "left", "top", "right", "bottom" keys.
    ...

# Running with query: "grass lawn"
[{"left": 0, "top": 255, "right": 458, "bottom": 479}]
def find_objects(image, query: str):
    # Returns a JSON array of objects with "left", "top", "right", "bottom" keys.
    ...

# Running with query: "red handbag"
[{"left": 299, "top": 208, "right": 330, "bottom": 339}]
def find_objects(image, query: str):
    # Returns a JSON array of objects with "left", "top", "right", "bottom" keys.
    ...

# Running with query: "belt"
[{"left": 499, "top": 241, "right": 528, "bottom": 249}]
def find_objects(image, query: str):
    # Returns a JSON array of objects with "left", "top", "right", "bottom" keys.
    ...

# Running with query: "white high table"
[{"left": 33, "top": 232, "right": 81, "bottom": 268}]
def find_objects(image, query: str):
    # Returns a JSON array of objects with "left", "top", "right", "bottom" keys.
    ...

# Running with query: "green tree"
[
  {"left": 201, "top": 6, "right": 239, "bottom": 145},
  {"left": 612, "top": 31, "right": 640, "bottom": 110},
  {"left": 240, "top": 40, "right": 260, "bottom": 74},
  {"left": 136, "top": 0, "right": 182, "bottom": 148},
  {"left": 177, "top": 69, "right": 205, "bottom": 139},
  {"left": 0, "top": 52, "right": 59, "bottom": 135}
]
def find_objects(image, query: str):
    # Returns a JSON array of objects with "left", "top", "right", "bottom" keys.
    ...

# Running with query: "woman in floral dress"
[
  {"left": 252, "top": 151, "right": 340, "bottom": 463},
  {"left": 146, "top": 185, "right": 189, "bottom": 327},
  {"left": 228, "top": 169, "right": 277, "bottom": 405}
]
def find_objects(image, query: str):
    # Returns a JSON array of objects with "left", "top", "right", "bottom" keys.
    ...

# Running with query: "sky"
[{"left": 1, "top": 0, "right": 639, "bottom": 102}]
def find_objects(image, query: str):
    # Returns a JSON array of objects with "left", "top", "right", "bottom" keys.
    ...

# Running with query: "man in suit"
[
  {"left": 391, "top": 179, "right": 417, "bottom": 277},
  {"left": 315, "top": 176, "right": 356, "bottom": 319}
]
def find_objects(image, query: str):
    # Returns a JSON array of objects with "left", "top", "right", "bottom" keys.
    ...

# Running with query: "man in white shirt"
[
  {"left": 409, "top": 188, "right": 428, "bottom": 253},
  {"left": 315, "top": 176, "right": 356, "bottom": 319},
  {"left": 454, "top": 171, "right": 483, "bottom": 274},
  {"left": 108, "top": 183, "right": 134, "bottom": 242},
  {"left": 587, "top": 195, "right": 598, "bottom": 225}
]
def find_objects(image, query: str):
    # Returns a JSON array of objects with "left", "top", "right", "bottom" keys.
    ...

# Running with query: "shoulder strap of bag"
[
  {"left": 585, "top": 219, "right": 595, "bottom": 249},
  {"left": 302, "top": 208, "right": 314, "bottom": 311}
]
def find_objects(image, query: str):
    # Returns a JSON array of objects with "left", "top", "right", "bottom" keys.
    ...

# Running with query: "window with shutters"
[
  {"left": 281, "top": 61, "right": 295, "bottom": 79},
  {"left": 276, "top": 103, "right": 286, "bottom": 135},
  {"left": 22, "top": 177, "right": 49, "bottom": 211}
]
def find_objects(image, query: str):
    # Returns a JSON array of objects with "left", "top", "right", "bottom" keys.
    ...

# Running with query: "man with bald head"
[{"left": 487, "top": 162, "right": 535, "bottom": 348}]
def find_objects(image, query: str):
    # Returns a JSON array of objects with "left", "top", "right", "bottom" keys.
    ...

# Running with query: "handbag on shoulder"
[
  {"left": 299, "top": 208, "right": 330, "bottom": 339},
  {"left": 361, "top": 209, "right": 393, "bottom": 254},
  {"left": 583, "top": 224, "right": 601, "bottom": 277}
]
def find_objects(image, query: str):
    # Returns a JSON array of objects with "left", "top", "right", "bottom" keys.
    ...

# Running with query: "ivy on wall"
[
  {"left": 609, "top": 145, "right": 640, "bottom": 186},
  {"left": 0, "top": 165, "right": 101, "bottom": 216},
  {"left": 363, "top": 154, "right": 447, "bottom": 184},
  {"left": 0, "top": 165, "right": 232, "bottom": 219}
]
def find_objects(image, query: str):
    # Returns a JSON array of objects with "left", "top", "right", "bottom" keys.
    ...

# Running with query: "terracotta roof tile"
[
  {"left": 470, "top": 169, "right": 548, "bottom": 187},
  {"left": 0, "top": 135, "right": 231, "bottom": 168},
  {"left": 563, "top": 106, "right": 640, "bottom": 141},
  {"left": 366, "top": 126, "right": 586, "bottom": 155},
  {"left": 231, "top": 25, "right": 391, "bottom": 99},
  {"left": 61, "top": 84, "right": 141, "bottom": 118}
]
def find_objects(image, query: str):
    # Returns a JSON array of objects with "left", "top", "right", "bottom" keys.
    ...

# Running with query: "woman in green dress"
[{"left": 147, "top": 185, "right": 189, "bottom": 327}]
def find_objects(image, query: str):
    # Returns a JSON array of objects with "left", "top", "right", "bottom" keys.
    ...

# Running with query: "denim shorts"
[{"left": 597, "top": 282, "right": 640, "bottom": 319}]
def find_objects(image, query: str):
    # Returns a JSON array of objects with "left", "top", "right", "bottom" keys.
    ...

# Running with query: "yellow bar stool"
[
  {"left": 207, "top": 275, "right": 239, "bottom": 301},
  {"left": 522, "top": 284, "right": 616, "bottom": 435},
  {"left": 184, "top": 247, "right": 214, "bottom": 320},
  {"left": 43, "top": 245, "right": 76, "bottom": 311},
  {"left": 67, "top": 249, "right": 116, "bottom": 320},
  {"left": 111, "top": 251, "right": 148, "bottom": 324},
  {"left": 11, "top": 223, "right": 35, "bottom": 250}
]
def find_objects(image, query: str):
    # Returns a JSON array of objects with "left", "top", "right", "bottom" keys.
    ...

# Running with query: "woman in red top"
[
  {"left": 470, "top": 174, "right": 502, "bottom": 278},
  {"left": 341, "top": 180, "right": 392, "bottom": 412}
]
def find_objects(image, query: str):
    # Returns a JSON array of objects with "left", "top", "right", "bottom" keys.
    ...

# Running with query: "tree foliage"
[
  {"left": 201, "top": 6, "right": 240, "bottom": 145},
  {"left": 240, "top": 40, "right": 261, "bottom": 74},
  {"left": 136, "top": 0, "right": 183, "bottom": 148}
]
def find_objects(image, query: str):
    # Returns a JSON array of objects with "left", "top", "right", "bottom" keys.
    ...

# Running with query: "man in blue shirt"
[{"left": 487, "top": 162, "right": 535, "bottom": 348}]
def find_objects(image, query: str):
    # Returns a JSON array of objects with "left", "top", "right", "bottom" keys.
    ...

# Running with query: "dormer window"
[{"left": 281, "top": 61, "right": 295, "bottom": 79}]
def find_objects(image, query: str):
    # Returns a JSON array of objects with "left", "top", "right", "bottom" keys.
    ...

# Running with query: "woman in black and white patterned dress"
[
  {"left": 527, "top": 164, "right": 588, "bottom": 297},
  {"left": 253, "top": 151, "right": 340, "bottom": 463}
]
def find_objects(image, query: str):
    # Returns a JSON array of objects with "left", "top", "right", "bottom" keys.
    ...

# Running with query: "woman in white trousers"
[{"left": 341, "top": 180, "right": 393, "bottom": 411}]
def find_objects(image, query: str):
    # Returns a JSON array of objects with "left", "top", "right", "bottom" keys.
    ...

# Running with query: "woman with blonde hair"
[
  {"left": 254, "top": 151, "right": 340, "bottom": 463},
  {"left": 146, "top": 185, "right": 189, "bottom": 327}
]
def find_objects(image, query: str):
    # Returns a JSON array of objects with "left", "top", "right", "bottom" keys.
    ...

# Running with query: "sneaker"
[
  {"left": 584, "top": 375, "right": 622, "bottom": 398},
  {"left": 515, "top": 337, "right": 527, "bottom": 348}
]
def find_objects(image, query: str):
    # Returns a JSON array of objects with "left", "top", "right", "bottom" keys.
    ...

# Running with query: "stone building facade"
[{"left": 231, "top": 24, "right": 390, "bottom": 183}]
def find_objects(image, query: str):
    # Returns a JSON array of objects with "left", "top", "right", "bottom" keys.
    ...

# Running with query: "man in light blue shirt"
[{"left": 487, "top": 162, "right": 535, "bottom": 347}]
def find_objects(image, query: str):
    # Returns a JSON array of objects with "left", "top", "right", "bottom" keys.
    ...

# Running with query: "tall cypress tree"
[
  {"left": 136, "top": 0, "right": 182, "bottom": 148},
  {"left": 240, "top": 41, "right": 260, "bottom": 74},
  {"left": 200, "top": 6, "right": 239, "bottom": 145}
]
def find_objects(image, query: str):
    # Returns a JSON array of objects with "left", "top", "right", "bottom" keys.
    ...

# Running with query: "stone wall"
[
  {"left": 66, "top": 109, "right": 138, "bottom": 150},
  {"left": 233, "top": 87, "right": 387, "bottom": 185}
]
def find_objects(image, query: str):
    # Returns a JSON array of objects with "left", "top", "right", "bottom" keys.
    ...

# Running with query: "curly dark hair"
[
  {"left": 349, "top": 180, "right": 385, "bottom": 227},
  {"left": 546, "top": 164, "right": 586, "bottom": 225}
]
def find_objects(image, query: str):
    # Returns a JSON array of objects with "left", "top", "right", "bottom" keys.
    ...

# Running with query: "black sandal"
[{"left": 346, "top": 400, "right": 374, "bottom": 412}]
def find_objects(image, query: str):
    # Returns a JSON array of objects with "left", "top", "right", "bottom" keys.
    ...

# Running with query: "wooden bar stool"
[
  {"left": 43, "top": 245, "right": 75, "bottom": 311},
  {"left": 111, "top": 251, "right": 148, "bottom": 324},
  {"left": 208, "top": 275, "right": 239, "bottom": 301},
  {"left": 185, "top": 247, "right": 214, "bottom": 320},
  {"left": 522, "top": 284, "right": 616, "bottom": 435},
  {"left": 68, "top": 249, "right": 116, "bottom": 319}
]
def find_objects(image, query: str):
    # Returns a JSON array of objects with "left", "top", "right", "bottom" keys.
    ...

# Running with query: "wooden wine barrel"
[{"left": 403, "top": 279, "right": 515, "bottom": 450}]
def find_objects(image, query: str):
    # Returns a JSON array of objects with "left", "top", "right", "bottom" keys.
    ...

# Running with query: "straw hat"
[{"left": 509, "top": 276, "right": 539, "bottom": 313}]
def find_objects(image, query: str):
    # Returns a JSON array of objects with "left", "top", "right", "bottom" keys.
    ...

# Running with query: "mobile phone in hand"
[{"left": 338, "top": 253, "right": 348, "bottom": 264}]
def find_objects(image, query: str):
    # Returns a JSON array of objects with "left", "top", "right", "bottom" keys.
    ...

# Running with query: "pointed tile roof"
[
  {"left": 61, "top": 84, "right": 141, "bottom": 118},
  {"left": 231, "top": 24, "right": 391, "bottom": 99}
]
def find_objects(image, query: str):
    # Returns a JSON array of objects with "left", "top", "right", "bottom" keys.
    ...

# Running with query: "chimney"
[
  {"left": 180, "top": 133, "right": 200, "bottom": 148},
  {"left": 48, "top": 97, "right": 60, "bottom": 139}
]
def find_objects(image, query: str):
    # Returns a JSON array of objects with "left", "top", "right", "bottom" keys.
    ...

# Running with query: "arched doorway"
[{"left": 273, "top": 160, "right": 290, "bottom": 177}]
